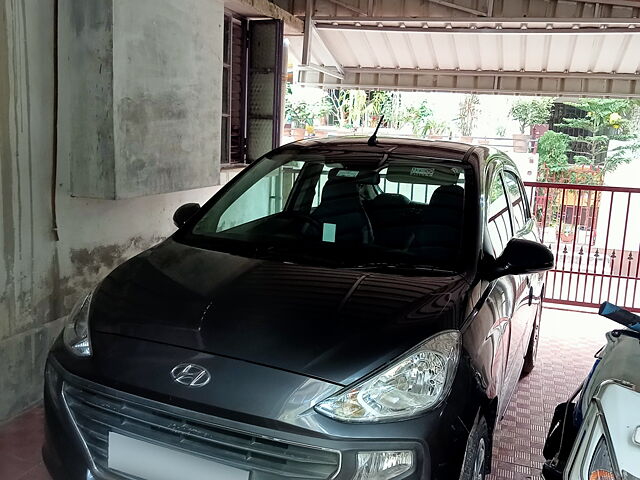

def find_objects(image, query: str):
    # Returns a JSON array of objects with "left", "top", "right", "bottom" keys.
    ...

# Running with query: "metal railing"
[{"left": 524, "top": 181, "right": 640, "bottom": 312}]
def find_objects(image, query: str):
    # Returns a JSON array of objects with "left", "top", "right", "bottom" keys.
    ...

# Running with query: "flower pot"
[
  {"left": 314, "top": 129, "right": 329, "bottom": 138},
  {"left": 512, "top": 134, "right": 531, "bottom": 153},
  {"left": 560, "top": 232, "right": 575, "bottom": 243},
  {"left": 292, "top": 128, "right": 306, "bottom": 141},
  {"left": 461, "top": 136, "right": 473, "bottom": 144},
  {"left": 427, "top": 135, "right": 444, "bottom": 140}
]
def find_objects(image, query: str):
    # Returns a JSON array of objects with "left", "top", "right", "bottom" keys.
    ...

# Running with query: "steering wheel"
[{"left": 277, "top": 211, "right": 323, "bottom": 235}]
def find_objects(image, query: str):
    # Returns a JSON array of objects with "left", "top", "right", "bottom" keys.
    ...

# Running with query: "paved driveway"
[
  {"left": 488, "top": 308, "right": 616, "bottom": 479},
  {"left": 0, "top": 308, "right": 617, "bottom": 480}
]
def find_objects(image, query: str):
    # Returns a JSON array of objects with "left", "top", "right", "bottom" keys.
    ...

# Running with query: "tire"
[
  {"left": 522, "top": 303, "right": 541, "bottom": 376},
  {"left": 459, "top": 416, "right": 490, "bottom": 480}
]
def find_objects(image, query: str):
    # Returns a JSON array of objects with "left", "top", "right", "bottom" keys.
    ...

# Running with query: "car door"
[{"left": 485, "top": 169, "right": 528, "bottom": 416}]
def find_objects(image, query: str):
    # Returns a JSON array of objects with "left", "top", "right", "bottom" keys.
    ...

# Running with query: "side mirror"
[
  {"left": 486, "top": 238, "right": 554, "bottom": 281},
  {"left": 173, "top": 203, "right": 200, "bottom": 228}
]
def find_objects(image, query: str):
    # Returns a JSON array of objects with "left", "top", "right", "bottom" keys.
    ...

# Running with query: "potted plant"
[
  {"left": 560, "top": 223, "right": 575, "bottom": 243},
  {"left": 401, "top": 101, "right": 434, "bottom": 138},
  {"left": 285, "top": 101, "right": 313, "bottom": 140},
  {"left": 427, "top": 120, "right": 450, "bottom": 140}
]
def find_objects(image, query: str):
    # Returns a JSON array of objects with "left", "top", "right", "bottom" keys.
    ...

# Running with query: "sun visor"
[{"left": 385, "top": 165, "right": 463, "bottom": 185}]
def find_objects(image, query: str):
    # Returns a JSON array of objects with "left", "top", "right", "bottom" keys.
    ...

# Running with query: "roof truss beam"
[
  {"left": 425, "top": 0, "right": 488, "bottom": 16},
  {"left": 576, "top": 0, "right": 640, "bottom": 7},
  {"left": 298, "top": 69, "right": 640, "bottom": 97},
  {"left": 312, "top": 16, "right": 640, "bottom": 25},
  {"left": 343, "top": 67, "right": 640, "bottom": 79},
  {"left": 300, "top": 0, "right": 344, "bottom": 80},
  {"left": 313, "top": 21, "right": 640, "bottom": 34},
  {"left": 324, "top": 0, "right": 368, "bottom": 16}
]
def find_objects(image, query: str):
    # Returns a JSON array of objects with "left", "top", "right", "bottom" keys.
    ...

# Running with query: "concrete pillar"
[
  {"left": 59, "top": 0, "right": 224, "bottom": 199},
  {"left": 0, "top": 0, "right": 65, "bottom": 421},
  {"left": 0, "top": 0, "right": 226, "bottom": 422}
]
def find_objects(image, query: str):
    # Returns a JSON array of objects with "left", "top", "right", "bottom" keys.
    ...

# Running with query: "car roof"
[
  {"left": 278, "top": 136, "right": 528, "bottom": 183},
  {"left": 290, "top": 135, "right": 478, "bottom": 156},
  {"left": 280, "top": 136, "right": 514, "bottom": 173}
]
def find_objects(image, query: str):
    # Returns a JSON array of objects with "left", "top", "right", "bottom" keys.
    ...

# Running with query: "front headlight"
[
  {"left": 315, "top": 330, "right": 460, "bottom": 422},
  {"left": 63, "top": 291, "right": 93, "bottom": 357}
]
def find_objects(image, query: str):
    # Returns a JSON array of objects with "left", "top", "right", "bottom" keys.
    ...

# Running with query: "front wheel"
[{"left": 459, "top": 416, "right": 489, "bottom": 480}]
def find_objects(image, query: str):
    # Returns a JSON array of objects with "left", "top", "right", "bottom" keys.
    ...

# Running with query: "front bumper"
[{"left": 43, "top": 335, "right": 476, "bottom": 480}]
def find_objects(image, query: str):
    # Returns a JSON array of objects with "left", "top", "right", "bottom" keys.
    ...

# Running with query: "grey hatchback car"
[{"left": 43, "top": 137, "right": 553, "bottom": 480}]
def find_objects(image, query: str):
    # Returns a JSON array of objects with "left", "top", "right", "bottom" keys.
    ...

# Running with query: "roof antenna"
[{"left": 368, "top": 115, "right": 385, "bottom": 146}]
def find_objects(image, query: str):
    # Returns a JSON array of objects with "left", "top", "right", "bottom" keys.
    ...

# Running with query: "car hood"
[{"left": 91, "top": 239, "right": 469, "bottom": 385}]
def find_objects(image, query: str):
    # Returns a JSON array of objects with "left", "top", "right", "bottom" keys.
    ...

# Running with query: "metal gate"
[{"left": 524, "top": 182, "right": 640, "bottom": 312}]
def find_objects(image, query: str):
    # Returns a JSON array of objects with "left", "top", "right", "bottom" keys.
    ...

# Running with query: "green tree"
[
  {"left": 557, "top": 98, "right": 636, "bottom": 177},
  {"left": 455, "top": 94, "right": 480, "bottom": 137},
  {"left": 509, "top": 98, "right": 553, "bottom": 134},
  {"left": 537, "top": 131, "right": 570, "bottom": 182}
]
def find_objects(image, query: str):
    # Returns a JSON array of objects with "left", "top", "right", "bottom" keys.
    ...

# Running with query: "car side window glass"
[
  {"left": 487, "top": 173, "right": 513, "bottom": 256},
  {"left": 503, "top": 171, "right": 527, "bottom": 232}
]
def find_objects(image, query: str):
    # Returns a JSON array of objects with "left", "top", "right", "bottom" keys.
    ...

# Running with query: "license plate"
[{"left": 108, "top": 432, "right": 250, "bottom": 480}]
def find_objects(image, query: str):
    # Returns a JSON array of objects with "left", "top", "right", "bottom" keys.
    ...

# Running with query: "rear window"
[{"left": 187, "top": 150, "right": 471, "bottom": 271}]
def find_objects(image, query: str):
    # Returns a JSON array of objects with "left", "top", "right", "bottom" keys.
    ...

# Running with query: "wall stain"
[{"left": 62, "top": 235, "right": 164, "bottom": 309}]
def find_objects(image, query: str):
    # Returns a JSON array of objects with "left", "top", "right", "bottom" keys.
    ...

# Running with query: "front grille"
[{"left": 63, "top": 382, "right": 340, "bottom": 480}]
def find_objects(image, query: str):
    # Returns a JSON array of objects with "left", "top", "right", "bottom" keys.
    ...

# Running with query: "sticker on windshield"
[
  {"left": 322, "top": 223, "right": 337, "bottom": 243},
  {"left": 336, "top": 170, "right": 359, "bottom": 178},
  {"left": 410, "top": 167, "right": 435, "bottom": 177}
]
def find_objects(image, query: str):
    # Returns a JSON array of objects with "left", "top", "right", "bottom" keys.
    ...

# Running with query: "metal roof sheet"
[{"left": 289, "top": 17, "right": 640, "bottom": 96}]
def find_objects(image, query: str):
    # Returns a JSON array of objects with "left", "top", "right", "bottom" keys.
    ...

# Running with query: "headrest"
[
  {"left": 327, "top": 168, "right": 380, "bottom": 185},
  {"left": 370, "top": 193, "right": 411, "bottom": 208},
  {"left": 430, "top": 185, "right": 464, "bottom": 209}
]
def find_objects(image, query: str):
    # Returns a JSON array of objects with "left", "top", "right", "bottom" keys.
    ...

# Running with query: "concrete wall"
[
  {"left": 62, "top": 0, "right": 223, "bottom": 199},
  {"left": 0, "top": 0, "right": 232, "bottom": 422},
  {"left": 0, "top": 0, "right": 64, "bottom": 422}
]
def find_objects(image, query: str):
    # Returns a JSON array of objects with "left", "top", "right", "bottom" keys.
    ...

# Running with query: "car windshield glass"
[{"left": 186, "top": 149, "right": 470, "bottom": 271}]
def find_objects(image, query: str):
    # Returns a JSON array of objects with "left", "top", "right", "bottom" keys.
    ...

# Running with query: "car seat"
[
  {"left": 364, "top": 193, "right": 415, "bottom": 250},
  {"left": 411, "top": 184, "right": 465, "bottom": 263},
  {"left": 312, "top": 169, "right": 377, "bottom": 245}
]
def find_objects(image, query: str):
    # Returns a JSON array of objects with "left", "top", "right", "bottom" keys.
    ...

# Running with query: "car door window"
[
  {"left": 502, "top": 171, "right": 528, "bottom": 233},
  {"left": 487, "top": 173, "right": 513, "bottom": 256}
]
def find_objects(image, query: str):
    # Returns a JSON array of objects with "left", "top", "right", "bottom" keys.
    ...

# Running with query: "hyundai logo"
[{"left": 170, "top": 363, "right": 211, "bottom": 388}]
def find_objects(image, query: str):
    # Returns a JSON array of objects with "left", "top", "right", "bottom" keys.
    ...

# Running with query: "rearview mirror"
[
  {"left": 486, "top": 238, "right": 554, "bottom": 281},
  {"left": 173, "top": 203, "right": 200, "bottom": 228}
]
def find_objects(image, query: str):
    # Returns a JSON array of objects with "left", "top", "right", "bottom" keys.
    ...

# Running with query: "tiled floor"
[
  {"left": 0, "top": 407, "right": 50, "bottom": 479},
  {"left": 0, "top": 308, "right": 617, "bottom": 480},
  {"left": 488, "top": 308, "right": 617, "bottom": 480}
]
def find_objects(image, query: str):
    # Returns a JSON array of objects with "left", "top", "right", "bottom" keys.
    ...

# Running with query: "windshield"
[{"left": 186, "top": 149, "right": 470, "bottom": 271}]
